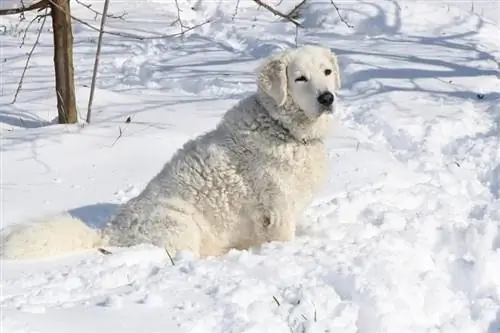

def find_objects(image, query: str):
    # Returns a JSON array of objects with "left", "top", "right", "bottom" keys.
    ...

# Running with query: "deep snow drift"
[{"left": 1, "top": 1, "right": 500, "bottom": 332}]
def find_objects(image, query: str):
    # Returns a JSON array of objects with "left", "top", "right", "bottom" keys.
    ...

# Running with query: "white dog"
[{"left": 0, "top": 45, "right": 342, "bottom": 260}]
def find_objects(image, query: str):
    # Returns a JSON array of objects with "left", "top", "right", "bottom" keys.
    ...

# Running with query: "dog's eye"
[
  {"left": 324, "top": 69, "right": 332, "bottom": 76},
  {"left": 295, "top": 76, "right": 308, "bottom": 82}
]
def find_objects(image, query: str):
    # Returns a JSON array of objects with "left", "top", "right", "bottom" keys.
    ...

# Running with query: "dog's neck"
[
  {"left": 267, "top": 112, "right": 323, "bottom": 145},
  {"left": 255, "top": 92, "right": 328, "bottom": 145}
]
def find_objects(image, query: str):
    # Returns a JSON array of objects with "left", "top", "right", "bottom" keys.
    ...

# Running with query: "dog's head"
[{"left": 257, "top": 45, "right": 341, "bottom": 119}]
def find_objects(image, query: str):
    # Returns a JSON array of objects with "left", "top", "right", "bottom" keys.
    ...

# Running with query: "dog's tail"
[{"left": 0, "top": 214, "right": 106, "bottom": 260}]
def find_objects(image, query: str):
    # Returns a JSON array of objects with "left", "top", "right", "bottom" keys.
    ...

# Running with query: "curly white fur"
[{"left": 0, "top": 45, "right": 342, "bottom": 260}]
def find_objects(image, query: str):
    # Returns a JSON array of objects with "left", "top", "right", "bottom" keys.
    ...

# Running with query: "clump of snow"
[{"left": 1, "top": 0, "right": 500, "bottom": 332}]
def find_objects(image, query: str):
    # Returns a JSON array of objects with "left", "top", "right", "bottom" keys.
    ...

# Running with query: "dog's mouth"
[{"left": 319, "top": 105, "right": 334, "bottom": 114}]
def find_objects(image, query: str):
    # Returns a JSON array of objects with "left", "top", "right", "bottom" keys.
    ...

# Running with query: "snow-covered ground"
[{"left": 1, "top": 0, "right": 500, "bottom": 332}]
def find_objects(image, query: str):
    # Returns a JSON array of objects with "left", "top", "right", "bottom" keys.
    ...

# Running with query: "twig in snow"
[
  {"left": 232, "top": 0, "right": 241, "bottom": 20},
  {"left": 98, "top": 248, "right": 113, "bottom": 255},
  {"left": 110, "top": 126, "right": 124, "bottom": 146},
  {"left": 87, "top": 0, "right": 110, "bottom": 123},
  {"left": 47, "top": 0, "right": 210, "bottom": 40},
  {"left": 75, "top": 0, "right": 127, "bottom": 20},
  {"left": 253, "top": 0, "right": 304, "bottom": 28},
  {"left": 329, "top": 0, "right": 353, "bottom": 28},
  {"left": 12, "top": 8, "right": 48, "bottom": 104},
  {"left": 165, "top": 248, "right": 176, "bottom": 265},
  {"left": 273, "top": 295, "right": 281, "bottom": 306}
]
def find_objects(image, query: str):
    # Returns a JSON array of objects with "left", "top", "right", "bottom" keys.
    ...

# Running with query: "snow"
[
  {"left": 0, "top": 1, "right": 40, "bottom": 10},
  {"left": 1, "top": 0, "right": 500, "bottom": 332}
]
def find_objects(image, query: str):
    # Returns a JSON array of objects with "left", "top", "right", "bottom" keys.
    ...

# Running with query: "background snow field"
[{"left": 1, "top": 0, "right": 500, "bottom": 332}]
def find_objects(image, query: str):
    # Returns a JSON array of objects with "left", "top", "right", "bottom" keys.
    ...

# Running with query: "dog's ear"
[
  {"left": 257, "top": 53, "right": 288, "bottom": 106},
  {"left": 324, "top": 48, "right": 341, "bottom": 89}
]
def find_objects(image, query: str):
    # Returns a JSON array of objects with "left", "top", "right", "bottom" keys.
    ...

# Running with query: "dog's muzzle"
[
  {"left": 317, "top": 91, "right": 334, "bottom": 107},
  {"left": 317, "top": 91, "right": 335, "bottom": 113}
]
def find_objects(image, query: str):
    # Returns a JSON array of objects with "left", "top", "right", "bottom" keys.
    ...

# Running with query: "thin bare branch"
[
  {"left": 12, "top": 8, "right": 48, "bottom": 104},
  {"left": 111, "top": 126, "right": 124, "bottom": 146},
  {"left": 287, "top": 0, "right": 306, "bottom": 19},
  {"left": 253, "top": 0, "right": 304, "bottom": 28},
  {"left": 47, "top": 0, "right": 210, "bottom": 40},
  {"left": 232, "top": 0, "right": 241, "bottom": 20},
  {"left": 19, "top": 0, "right": 26, "bottom": 20},
  {"left": 74, "top": 0, "right": 127, "bottom": 20},
  {"left": 173, "top": 0, "right": 186, "bottom": 40},
  {"left": 0, "top": 0, "right": 48, "bottom": 16},
  {"left": 294, "top": 25, "right": 299, "bottom": 47},
  {"left": 290, "top": 0, "right": 306, "bottom": 45},
  {"left": 329, "top": 0, "right": 353, "bottom": 28},
  {"left": 20, "top": 13, "right": 47, "bottom": 48},
  {"left": 165, "top": 248, "right": 175, "bottom": 266},
  {"left": 86, "top": 0, "right": 110, "bottom": 123}
]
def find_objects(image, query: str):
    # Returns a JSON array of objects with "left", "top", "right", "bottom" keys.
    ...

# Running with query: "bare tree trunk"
[{"left": 50, "top": 0, "right": 77, "bottom": 124}]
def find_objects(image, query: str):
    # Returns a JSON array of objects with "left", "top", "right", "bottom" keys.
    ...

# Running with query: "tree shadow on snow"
[
  {"left": 68, "top": 202, "right": 120, "bottom": 230},
  {"left": 307, "top": 1, "right": 500, "bottom": 102},
  {"left": 488, "top": 310, "right": 500, "bottom": 333},
  {"left": 0, "top": 109, "right": 52, "bottom": 129}
]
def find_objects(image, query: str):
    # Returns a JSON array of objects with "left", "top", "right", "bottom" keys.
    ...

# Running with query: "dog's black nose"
[{"left": 317, "top": 91, "right": 334, "bottom": 106}]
